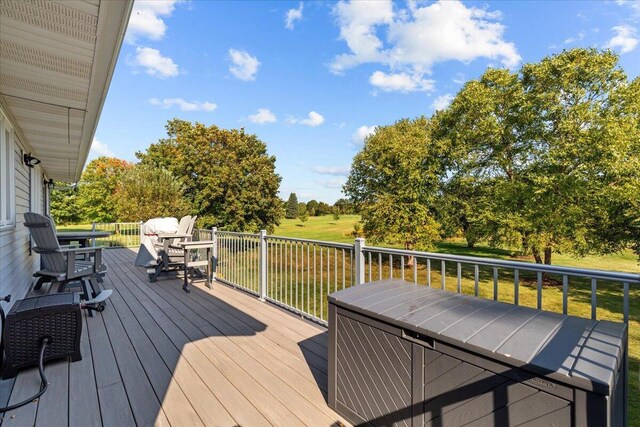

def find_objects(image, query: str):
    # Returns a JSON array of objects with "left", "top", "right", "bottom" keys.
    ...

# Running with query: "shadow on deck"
[{"left": 0, "top": 248, "right": 346, "bottom": 426}]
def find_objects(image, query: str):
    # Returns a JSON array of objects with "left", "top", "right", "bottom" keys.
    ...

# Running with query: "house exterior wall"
[{"left": 0, "top": 109, "right": 46, "bottom": 308}]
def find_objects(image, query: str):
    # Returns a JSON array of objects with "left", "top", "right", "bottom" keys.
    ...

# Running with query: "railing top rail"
[
  {"left": 94, "top": 222, "right": 141, "bottom": 225},
  {"left": 363, "top": 245, "right": 640, "bottom": 283},
  {"left": 216, "top": 231, "right": 260, "bottom": 238},
  {"left": 266, "top": 235, "right": 354, "bottom": 250}
]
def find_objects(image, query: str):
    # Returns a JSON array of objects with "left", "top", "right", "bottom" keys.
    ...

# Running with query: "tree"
[
  {"left": 332, "top": 206, "right": 341, "bottom": 220},
  {"left": 316, "top": 202, "right": 332, "bottom": 215},
  {"left": 436, "top": 48, "right": 640, "bottom": 264},
  {"left": 334, "top": 198, "right": 355, "bottom": 214},
  {"left": 77, "top": 157, "right": 132, "bottom": 222},
  {"left": 298, "top": 204, "right": 308, "bottom": 223},
  {"left": 285, "top": 193, "right": 299, "bottom": 219},
  {"left": 306, "top": 199, "right": 319, "bottom": 216},
  {"left": 137, "top": 119, "right": 282, "bottom": 232},
  {"left": 115, "top": 165, "right": 191, "bottom": 222},
  {"left": 345, "top": 117, "right": 446, "bottom": 250},
  {"left": 50, "top": 184, "right": 83, "bottom": 225}
]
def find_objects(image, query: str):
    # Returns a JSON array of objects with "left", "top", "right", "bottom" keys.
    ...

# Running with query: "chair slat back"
[
  {"left": 186, "top": 215, "right": 197, "bottom": 236},
  {"left": 24, "top": 212, "right": 66, "bottom": 273},
  {"left": 167, "top": 215, "right": 191, "bottom": 245}
]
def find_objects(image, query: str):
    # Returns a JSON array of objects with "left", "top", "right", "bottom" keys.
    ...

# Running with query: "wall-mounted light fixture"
[
  {"left": 43, "top": 178, "right": 54, "bottom": 189},
  {"left": 23, "top": 153, "right": 41, "bottom": 168}
]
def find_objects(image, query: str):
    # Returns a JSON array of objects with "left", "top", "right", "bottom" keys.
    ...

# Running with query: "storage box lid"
[{"left": 328, "top": 279, "right": 627, "bottom": 395}]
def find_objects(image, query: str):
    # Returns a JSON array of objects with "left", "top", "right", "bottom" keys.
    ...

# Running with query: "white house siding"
[{"left": 0, "top": 134, "right": 44, "bottom": 307}]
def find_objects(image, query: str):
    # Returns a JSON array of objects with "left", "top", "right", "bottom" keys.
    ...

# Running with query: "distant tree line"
[
  {"left": 345, "top": 48, "right": 640, "bottom": 265},
  {"left": 283, "top": 192, "right": 356, "bottom": 221}
]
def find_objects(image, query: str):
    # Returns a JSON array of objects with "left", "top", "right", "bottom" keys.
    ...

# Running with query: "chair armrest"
[
  {"left": 157, "top": 233, "right": 192, "bottom": 240},
  {"left": 60, "top": 247, "right": 103, "bottom": 255}
]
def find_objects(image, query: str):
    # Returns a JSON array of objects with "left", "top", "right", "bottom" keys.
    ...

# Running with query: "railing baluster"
[
  {"left": 342, "top": 249, "right": 346, "bottom": 289},
  {"left": 427, "top": 259, "right": 431, "bottom": 287},
  {"left": 413, "top": 258, "right": 418, "bottom": 284},
  {"left": 457, "top": 262, "right": 462, "bottom": 293},
  {"left": 591, "top": 278, "right": 597, "bottom": 320},
  {"left": 514, "top": 269, "right": 519, "bottom": 305},
  {"left": 623, "top": 282, "right": 629, "bottom": 324},
  {"left": 378, "top": 253, "right": 382, "bottom": 281},
  {"left": 313, "top": 245, "right": 317, "bottom": 318},
  {"left": 400, "top": 256, "right": 405, "bottom": 280},
  {"left": 296, "top": 242, "right": 299, "bottom": 309},
  {"left": 562, "top": 275, "right": 568, "bottom": 315},
  {"left": 537, "top": 271, "right": 543, "bottom": 310},
  {"left": 368, "top": 252, "right": 372, "bottom": 283},
  {"left": 389, "top": 254, "right": 393, "bottom": 279},
  {"left": 334, "top": 247, "right": 338, "bottom": 294},
  {"left": 320, "top": 246, "right": 323, "bottom": 318},
  {"left": 493, "top": 267, "right": 498, "bottom": 300},
  {"left": 441, "top": 260, "right": 446, "bottom": 290},
  {"left": 474, "top": 264, "right": 479, "bottom": 297}
]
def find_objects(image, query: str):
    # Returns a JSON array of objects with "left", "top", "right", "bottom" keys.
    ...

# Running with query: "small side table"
[{"left": 178, "top": 240, "right": 214, "bottom": 293}]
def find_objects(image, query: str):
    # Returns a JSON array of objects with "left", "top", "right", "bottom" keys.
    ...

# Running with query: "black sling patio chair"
[{"left": 24, "top": 212, "right": 107, "bottom": 304}]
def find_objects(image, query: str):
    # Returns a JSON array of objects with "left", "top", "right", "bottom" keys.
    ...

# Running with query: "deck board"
[{"left": 0, "top": 248, "right": 347, "bottom": 426}]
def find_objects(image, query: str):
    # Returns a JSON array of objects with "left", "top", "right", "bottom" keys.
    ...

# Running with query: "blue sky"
[{"left": 91, "top": 0, "right": 640, "bottom": 203}]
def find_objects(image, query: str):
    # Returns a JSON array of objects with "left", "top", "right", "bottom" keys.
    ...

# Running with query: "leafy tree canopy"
[
  {"left": 136, "top": 119, "right": 282, "bottom": 232},
  {"left": 77, "top": 157, "right": 132, "bottom": 222},
  {"left": 115, "top": 165, "right": 191, "bottom": 222},
  {"left": 285, "top": 193, "right": 299, "bottom": 219}
]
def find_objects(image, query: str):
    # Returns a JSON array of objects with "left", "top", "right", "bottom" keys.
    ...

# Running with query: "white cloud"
[
  {"left": 352, "top": 125, "right": 376, "bottom": 144},
  {"left": 452, "top": 73, "right": 466, "bottom": 85},
  {"left": 149, "top": 98, "right": 217, "bottom": 112},
  {"left": 318, "top": 178, "right": 346, "bottom": 189},
  {"left": 312, "top": 166, "right": 350, "bottom": 176},
  {"left": 134, "top": 47, "right": 179, "bottom": 78},
  {"left": 248, "top": 108, "right": 277, "bottom": 124},
  {"left": 564, "top": 31, "right": 585, "bottom": 44},
  {"left": 432, "top": 93, "right": 454, "bottom": 111},
  {"left": 288, "top": 111, "right": 325, "bottom": 127},
  {"left": 285, "top": 3, "right": 304, "bottom": 30},
  {"left": 126, "top": 0, "right": 181, "bottom": 44},
  {"left": 331, "top": 0, "right": 520, "bottom": 92},
  {"left": 89, "top": 139, "right": 114, "bottom": 158},
  {"left": 228, "top": 49, "right": 261, "bottom": 81},
  {"left": 369, "top": 71, "right": 435, "bottom": 93},
  {"left": 605, "top": 25, "right": 639, "bottom": 54}
]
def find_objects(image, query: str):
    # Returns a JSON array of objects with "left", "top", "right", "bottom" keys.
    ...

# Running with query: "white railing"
[
  {"left": 92, "top": 221, "right": 143, "bottom": 248},
  {"left": 199, "top": 229, "right": 639, "bottom": 328}
]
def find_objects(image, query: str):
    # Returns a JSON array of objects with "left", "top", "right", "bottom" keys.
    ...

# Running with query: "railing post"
[
  {"left": 211, "top": 227, "right": 218, "bottom": 282},
  {"left": 354, "top": 237, "right": 365, "bottom": 286},
  {"left": 91, "top": 222, "right": 96, "bottom": 247},
  {"left": 259, "top": 230, "right": 267, "bottom": 301}
]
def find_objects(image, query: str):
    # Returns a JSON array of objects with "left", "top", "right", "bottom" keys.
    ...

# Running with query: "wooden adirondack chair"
[
  {"left": 24, "top": 212, "right": 106, "bottom": 306},
  {"left": 148, "top": 215, "right": 197, "bottom": 282}
]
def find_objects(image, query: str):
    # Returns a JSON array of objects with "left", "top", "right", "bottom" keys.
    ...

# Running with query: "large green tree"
[
  {"left": 115, "top": 165, "right": 191, "bottom": 222},
  {"left": 77, "top": 157, "right": 132, "bottom": 222},
  {"left": 344, "top": 117, "right": 447, "bottom": 250},
  {"left": 137, "top": 119, "right": 282, "bottom": 232},
  {"left": 436, "top": 48, "right": 640, "bottom": 264}
]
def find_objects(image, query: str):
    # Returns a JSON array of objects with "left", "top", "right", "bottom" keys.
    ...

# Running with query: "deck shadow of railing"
[{"left": 298, "top": 332, "right": 330, "bottom": 401}]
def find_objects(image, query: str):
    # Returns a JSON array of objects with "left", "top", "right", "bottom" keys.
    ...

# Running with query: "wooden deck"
[{"left": 0, "top": 248, "right": 347, "bottom": 426}]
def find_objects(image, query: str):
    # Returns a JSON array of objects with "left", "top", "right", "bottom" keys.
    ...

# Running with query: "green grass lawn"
[{"left": 274, "top": 215, "right": 640, "bottom": 273}]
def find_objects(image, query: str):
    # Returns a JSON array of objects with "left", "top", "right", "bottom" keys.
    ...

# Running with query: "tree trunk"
[
  {"left": 532, "top": 246, "right": 543, "bottom": 264},
  {"left": 544, "top": 247, "right": 552, "bottom": 265}
]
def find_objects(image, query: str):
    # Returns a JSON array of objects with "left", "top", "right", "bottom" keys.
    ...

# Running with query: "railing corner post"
[
  {"left": 211, "top": 227, "right": 218, "bottom": 281},
  {"left": 354, "top": 237, "right": 365, "bottom": 286},
  {"left": 259, "top": 229, "right": 267, "bottom": 301}
]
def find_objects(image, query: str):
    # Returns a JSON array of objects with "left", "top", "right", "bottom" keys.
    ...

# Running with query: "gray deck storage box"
[{"left": 328, "top": 279, "right": 627, "bottom": 427}]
